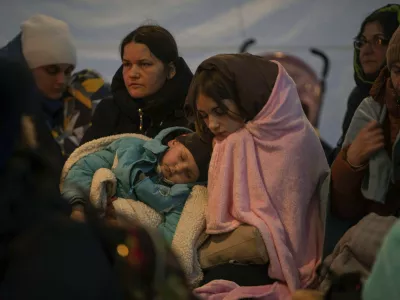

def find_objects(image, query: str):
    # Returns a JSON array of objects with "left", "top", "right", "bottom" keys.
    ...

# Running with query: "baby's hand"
[
  {"left": 105, "top": 195, "right": 117, "bottom": 219},
  {"left": 71, "top": 204, "right": 85, "bottom": 222},
  {"left": 105, "top": 198, "right": 120, "bottom": 226},
  {"left": 137, "top": 172, "right": 147, "bottom": 182}
]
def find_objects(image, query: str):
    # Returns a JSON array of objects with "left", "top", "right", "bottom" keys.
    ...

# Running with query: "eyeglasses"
[{"left": 354, "top": 35, "right": 389, "bottom": 50}]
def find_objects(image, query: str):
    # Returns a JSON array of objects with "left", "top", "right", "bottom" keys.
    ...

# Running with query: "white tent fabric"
[{"left": 0, "top": 0, "right": 392, "bottom": 145}]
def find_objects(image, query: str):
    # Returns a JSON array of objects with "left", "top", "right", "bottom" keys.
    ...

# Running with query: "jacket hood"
[
  {"left": 143, "top": 126, "right": 193, "bottom": 155},
  {"left": 0, "top": 34, "right": 25, "bottom": 62}
]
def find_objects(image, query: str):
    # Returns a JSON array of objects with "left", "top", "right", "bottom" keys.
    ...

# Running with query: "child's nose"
[{"left": 172, "top": 162, "right": 186, "bottom": 174}]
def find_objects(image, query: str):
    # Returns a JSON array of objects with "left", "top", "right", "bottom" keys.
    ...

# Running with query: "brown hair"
[
  {"left": 187, "top": 69, "right": 247, "bottom": 135},
  {"left": 185, "top": 53, "right": 278, "bottom": 139},
  {"left": 120, "top": 25, "right": 178, "bottom": 67}
]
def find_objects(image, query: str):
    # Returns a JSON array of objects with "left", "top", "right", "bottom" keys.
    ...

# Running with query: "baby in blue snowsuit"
[{"left": 62, "top": 127, "right": 212, "bottom": 244}]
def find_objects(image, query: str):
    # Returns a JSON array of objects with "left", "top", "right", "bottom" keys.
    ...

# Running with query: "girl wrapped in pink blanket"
[{"left": 186, "top": 53, "right": 329, "bottom": 299}]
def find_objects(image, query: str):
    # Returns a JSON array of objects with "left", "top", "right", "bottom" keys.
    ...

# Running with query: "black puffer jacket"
[{"left": 81, "top": 57, "right": 193, "bottom": 143}]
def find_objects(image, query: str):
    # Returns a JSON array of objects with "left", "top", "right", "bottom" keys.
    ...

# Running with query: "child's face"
[
  {"left": 390, "top": 62, "right": 400, "bottom": 96},
  {"left": 160, "top": 140, "right": 200, "bottom": 184},
  {"left": 196, "top": 92, "right": 244, "bottom": 143}
]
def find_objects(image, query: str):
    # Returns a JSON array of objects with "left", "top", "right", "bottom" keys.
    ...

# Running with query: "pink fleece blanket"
[{"left": 194, "top": 62, "right": 329, "bottom": 299}]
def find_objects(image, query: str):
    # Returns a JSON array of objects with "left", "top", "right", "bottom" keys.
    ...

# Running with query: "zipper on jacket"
[
  {"left": 137, "top": 109, "right": 169, "bottom": 135},
  {"left": 138, "top": 108, "right": 143, "bottom": 132}
]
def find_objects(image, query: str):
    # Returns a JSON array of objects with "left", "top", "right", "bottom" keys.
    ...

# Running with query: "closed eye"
[
  {"left": 213, "top": 107, "right": 225, "bottom": 116},
  {"left": 198, "top": 111, "right": 208, "bottom": 119},
  {"left": 180, "top": 152, "right": 187, "bottom": 161},
  {"left": 44, "top": 65, "right": 60, "bottom": 75}
]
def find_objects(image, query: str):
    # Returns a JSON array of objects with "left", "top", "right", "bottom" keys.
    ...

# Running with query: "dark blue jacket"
[{"left": 0, "top": 34, "right": 65, "bottom": 175}]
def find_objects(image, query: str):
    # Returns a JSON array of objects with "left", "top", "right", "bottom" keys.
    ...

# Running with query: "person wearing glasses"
[
  {"left": 329, "top": 4, "right": 400, "bottom": 164},
  {"left": 330, "top": 23, "right": 400, "bottom": 221}
]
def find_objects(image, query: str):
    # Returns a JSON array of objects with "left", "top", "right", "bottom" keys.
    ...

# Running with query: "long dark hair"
[{"left": 120, "top": 25, "right": 178, "bottom": 68}]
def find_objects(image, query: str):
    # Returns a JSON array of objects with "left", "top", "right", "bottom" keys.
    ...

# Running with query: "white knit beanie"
[{"left": 21, "top": 14, "right": 76, "bottom": 69}]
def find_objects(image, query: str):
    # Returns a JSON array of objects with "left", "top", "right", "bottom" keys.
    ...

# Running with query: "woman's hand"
[{"left": 346, "top": 120, "right": 385, "bottom": 167}]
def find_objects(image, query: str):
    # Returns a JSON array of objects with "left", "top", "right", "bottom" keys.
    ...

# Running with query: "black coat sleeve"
[
  {"left": 80, "top": 99, "right": 118, "bottom": 145},
  {"left": 33, "top": 116, "right": 65, "bottom": 177}
]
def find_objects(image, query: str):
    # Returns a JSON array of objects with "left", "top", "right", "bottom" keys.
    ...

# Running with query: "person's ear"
[
  {"left": 167, "top": 62, "right": 176, "bottom": 80},
  {"left": 167, "top": 139, "right": 177, "bottom": 147}
]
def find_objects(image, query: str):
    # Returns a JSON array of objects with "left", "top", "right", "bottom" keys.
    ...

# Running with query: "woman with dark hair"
[
  {"left": 0, "top": 56, "right": 194, "bottom": 300},
  {"left": 330, "top": 25, "right": 400, "bottom": 220},
  {"left": 81, "top": 25, "right": 193, "bottom": 143},
  {"left": 330, "top": 4, "right": 400, "bottom": 163}
]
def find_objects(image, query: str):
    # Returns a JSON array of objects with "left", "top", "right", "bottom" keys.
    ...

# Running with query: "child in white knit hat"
[
  {"left": 21, "top": 14, "right": 77, "bottom": 100},
  {"left": 0, "top": 14, "right": 77, "bottom": 175}
]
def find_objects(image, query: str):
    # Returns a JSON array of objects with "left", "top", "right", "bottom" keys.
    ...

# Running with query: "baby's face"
[{"left": 160, "top": 140, "right": 200, "bottom": 184}]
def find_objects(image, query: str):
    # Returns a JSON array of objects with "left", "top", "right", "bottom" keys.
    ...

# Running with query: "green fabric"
[{"left": 363, "top": 220, "right": 400, "bottom": 300}]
